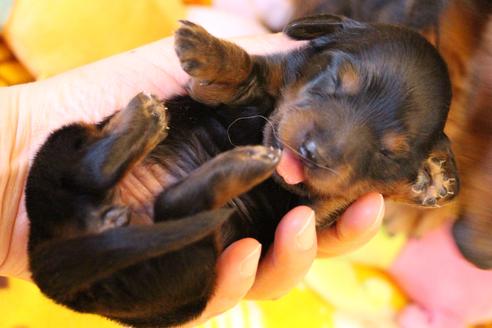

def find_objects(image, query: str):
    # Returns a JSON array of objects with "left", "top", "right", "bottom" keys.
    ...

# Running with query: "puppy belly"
[{"left": 117, "top": 163, "right": 177, "bottom": 225}]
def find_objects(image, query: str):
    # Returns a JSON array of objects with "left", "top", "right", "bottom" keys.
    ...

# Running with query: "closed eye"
[
  {"left": 308, "top": 88, "right": 326, "bottom": 99},
  {"left": 379, "top": 148, "right": 395, "bottom": 159}
]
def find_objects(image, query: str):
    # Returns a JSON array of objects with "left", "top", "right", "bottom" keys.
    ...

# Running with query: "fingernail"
[
  {"left": 296, "top": 210, "right": 316, "bottom": 251},
  {"left": 240, "top": 244, "right": 262, "bottom": 278},
  {"left": 373, "top": 194, "right": 385, "bottom": 228}
]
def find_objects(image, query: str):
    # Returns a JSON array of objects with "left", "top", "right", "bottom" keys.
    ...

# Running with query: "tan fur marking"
[
  {"left": 382, "top": 132, "right": 410, "bottom": 154},
  {"left": 339, "top": 64, "right": 361, "bottom": 95}
]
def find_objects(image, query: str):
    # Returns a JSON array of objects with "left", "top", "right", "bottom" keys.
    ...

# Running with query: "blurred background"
[{"left": 1, "top": 0, "right": 491, "bottom": 327}]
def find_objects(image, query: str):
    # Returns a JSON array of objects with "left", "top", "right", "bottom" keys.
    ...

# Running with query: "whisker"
[{"left": 226, "top": 115, "right": 341, "bottom": 176}]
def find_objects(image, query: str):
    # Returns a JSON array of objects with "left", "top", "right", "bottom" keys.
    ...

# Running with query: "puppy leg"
[
  {"left": 143, "top": 147, "right": 280, "bottom": 326},
  {"left": 175, "top": 21, "right": 285, "bottom": 106},
  {"left": 76, "top": 92, "right": 168, "bottom": 192},
  {"left": 154, "top": 146, "right": 281, "bottom": 220}
]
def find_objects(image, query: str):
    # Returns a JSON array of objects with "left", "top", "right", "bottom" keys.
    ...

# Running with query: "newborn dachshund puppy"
[{"left": 25, "top": 15, "right": 458, "bottom": 327}]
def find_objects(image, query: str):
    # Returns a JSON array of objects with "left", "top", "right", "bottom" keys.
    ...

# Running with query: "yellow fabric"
[
  {"left": 0, "top": 279, "right": 335, "bottom": 328},
  {"left": 305, "top": 231, "right": 408, "bottom": 328},
  {"left": 0, "top": 232, "right": 408, "bottom": 328},
  {"left": 0, "top": 37, "right": 32, "bottom": 86},
  {"left": 184, "top": 0, "right": 212, "bottom": 4},
  {"left": 3, "top": 0, "right": 186, "bottom": 78}
]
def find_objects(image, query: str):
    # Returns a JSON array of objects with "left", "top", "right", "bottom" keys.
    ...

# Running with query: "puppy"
[
  {"left": 452, "top": 18, "right": 492, "bottom": 269},
  {"left": 256, "top": 0, "right": 448, "bottom": 32},
  {"left": 25, "top": 15, "right": 457, "bottom": 327}
]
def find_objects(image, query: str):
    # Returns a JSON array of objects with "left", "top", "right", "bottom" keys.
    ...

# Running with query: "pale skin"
[{"left": 0, "top": 32, "right": 384, "bottom": 326}]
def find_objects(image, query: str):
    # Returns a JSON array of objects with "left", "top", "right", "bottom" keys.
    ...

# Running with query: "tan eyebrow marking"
[
  {"left": 382, "top": 132, "right": 410, "bottom": 153},
  {"left": 339, "top": 64, "right": 361, "bottom": 95}
]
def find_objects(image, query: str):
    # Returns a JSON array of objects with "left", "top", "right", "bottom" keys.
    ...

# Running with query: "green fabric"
[{"left": 0, "top": 0, "right": 13, "bottom": 30}]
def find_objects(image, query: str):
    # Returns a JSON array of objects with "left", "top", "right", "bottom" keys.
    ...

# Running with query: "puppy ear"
[
  {"left": 284, "top": 14, "right": 364, "bottom": 40},
  {"left": 453, "top": 216, "right": 492, "bottom": 269}
]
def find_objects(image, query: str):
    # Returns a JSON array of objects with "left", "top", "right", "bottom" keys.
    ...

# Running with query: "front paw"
[
  {"left": 411, "top": 156, "right": 458, "bottom": 207},
  {"left": 175, "top": 20, "right": 221, "bottom": 79},
  {"left": 231, "top": 145, "right": 282, "bottom": 164}
]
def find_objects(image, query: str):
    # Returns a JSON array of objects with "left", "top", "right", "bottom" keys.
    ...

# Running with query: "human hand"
[{"left": 0, "top": 31, "right": 384, "bottom": 325}]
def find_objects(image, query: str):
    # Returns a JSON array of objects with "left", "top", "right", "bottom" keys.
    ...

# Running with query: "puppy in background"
[
  {"left": 246, "top": 0, "right": 447, "bottom": 31},
  {"left": 452, "top": 19, "right": 492, "bottom": 269}
]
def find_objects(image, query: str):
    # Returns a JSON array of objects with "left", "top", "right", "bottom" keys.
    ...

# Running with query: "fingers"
[
  {"left": 207, "top": 238, "right": 262, "bottom": 315},
  {"left": 187, "top": 195, "right": 382, "bottom": 326},
  {"left": 317, "top": 192, "right": 385, "bottom": 257},
  {"left": 181, "top": 206, "right": 316, "bottom": 325},
  {"left": 182, "top": 238, "right": 261, "bottom": 327},
  {"left": 246, "top": 206, "right": 317, "bottom": 300}
]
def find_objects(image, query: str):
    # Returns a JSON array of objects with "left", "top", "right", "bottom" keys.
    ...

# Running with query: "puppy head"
[{"left": 265, "top": 15, "right": 453, "bottom": 202}]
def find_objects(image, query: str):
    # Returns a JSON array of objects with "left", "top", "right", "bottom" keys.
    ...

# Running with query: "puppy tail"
[{"left": 30, "top": 209, "right": 233, "bottom": 296}]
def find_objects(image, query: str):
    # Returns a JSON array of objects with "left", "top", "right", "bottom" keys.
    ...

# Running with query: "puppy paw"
[
  {"left": 175, "top": 20, "right": 222, "bottom": 80},
  {"left": 154, "top": 146, "right": 281, "bottom": 214},
  {"left": 232, "top": 145, "right": 282, "bottom": 164},
  {"left": 93, "top": 93, "right": 169, "bottom": 180},
  {"left": 411, "top": 156, "right": 458, "bottom": 208},
  {"left": 133, "top": 92, "right": 168, "bottom": 132},
  {"left": 118, "top": 92, "right": 169, "bottom": 150},
  {"left": 208, "top": 146, "right": 281, "bottom": 207}
]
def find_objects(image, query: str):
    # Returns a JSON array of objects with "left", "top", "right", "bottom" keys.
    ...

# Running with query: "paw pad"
[
  {"left": 174, "top": 21, "right": 218, "bottom": 78},
  {"left": 412, "top": 157, "right": 458, "bottom": 207}
]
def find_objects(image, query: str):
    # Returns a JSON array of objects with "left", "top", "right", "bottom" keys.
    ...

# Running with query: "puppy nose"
[{"left": 299, "top": 139, "right": 318, "bottom": 162}]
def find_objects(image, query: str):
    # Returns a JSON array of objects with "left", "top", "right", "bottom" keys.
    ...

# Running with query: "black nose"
[{"left": 299, "top": 139, "right": 318, "bottom": 162}]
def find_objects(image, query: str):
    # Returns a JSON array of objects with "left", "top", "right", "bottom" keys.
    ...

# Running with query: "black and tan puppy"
[
  {"left": 25, "top": 15, "right": 458, "bottom": 327},
  {"left": 257, "top": 0, "right": 448, "bottom": 33}
]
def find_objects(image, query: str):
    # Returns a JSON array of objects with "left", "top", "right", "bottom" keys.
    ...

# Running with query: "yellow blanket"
[{"left": 0, "top": 231, "right": 407, "bottom": 328}]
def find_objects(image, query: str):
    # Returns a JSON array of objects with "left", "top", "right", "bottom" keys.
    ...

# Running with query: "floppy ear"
[{"left": 284, "top": 14, "right": 364, "bottom": 40}]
